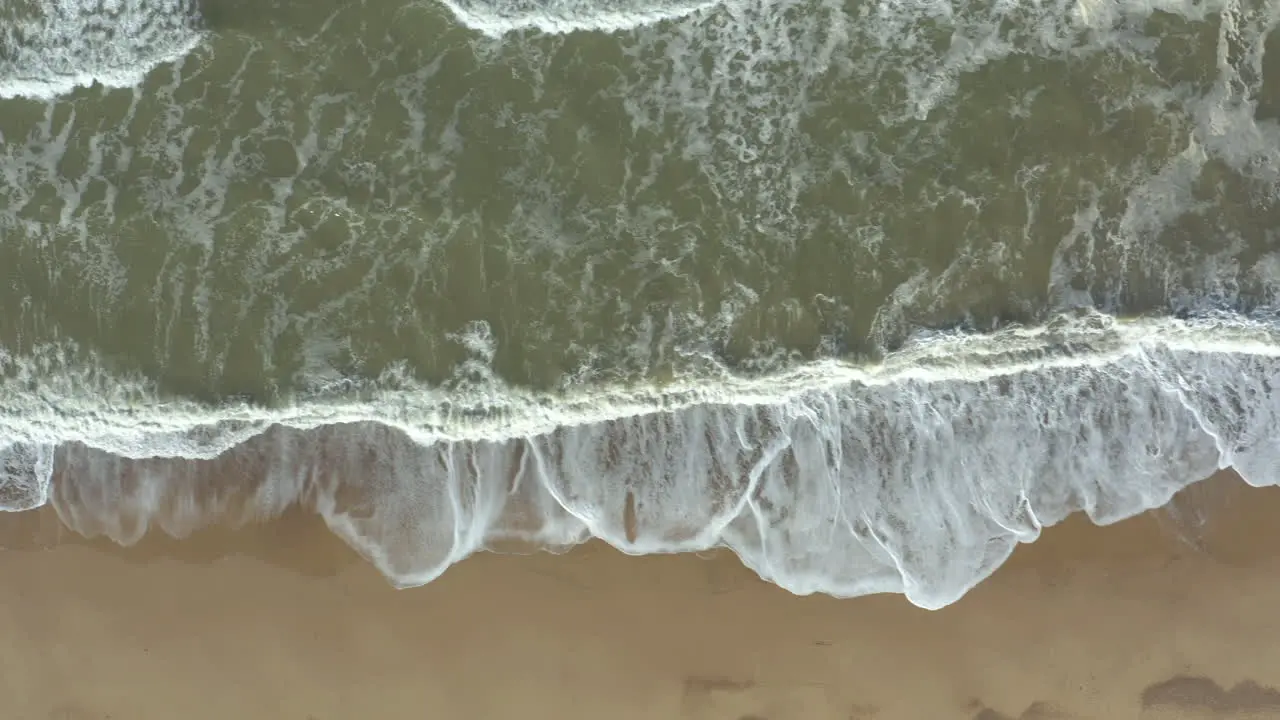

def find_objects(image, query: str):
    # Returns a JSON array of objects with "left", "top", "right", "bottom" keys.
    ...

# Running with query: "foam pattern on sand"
[{"left": 2, "top": 311, "right": 1278, "bottom": 609}]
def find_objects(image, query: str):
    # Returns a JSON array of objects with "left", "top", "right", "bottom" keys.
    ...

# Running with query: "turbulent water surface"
[{"left": 2, "top": 0, "right": 1280, "bottom": 608}]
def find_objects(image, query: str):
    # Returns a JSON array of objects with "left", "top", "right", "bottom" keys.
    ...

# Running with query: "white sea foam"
[
  {"left": 439, "top": 0, "right": 722, "bottom": 36},
  {"left": 3, "top": 311, "right": 1279, "bottom": 609},
  {"left": 0, "top": 0, "right": 204, "bottom": 100},
  {"left": 1, "top": 0, "right": 1277, "bottom": 610}
]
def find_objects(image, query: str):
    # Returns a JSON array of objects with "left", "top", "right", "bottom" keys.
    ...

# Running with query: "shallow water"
[{"left": 1, "top": 0, "right": 1279, "bottom": 608}]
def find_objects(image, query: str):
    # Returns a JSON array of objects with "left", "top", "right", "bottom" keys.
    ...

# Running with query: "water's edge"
[{"left": 5, "top": 310, "right": 1279, "bottom": 609}]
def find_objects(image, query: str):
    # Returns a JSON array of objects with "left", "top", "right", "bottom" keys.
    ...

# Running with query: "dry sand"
[{"left": 1, "top": 470, "right": 1279, "bottom": 720}]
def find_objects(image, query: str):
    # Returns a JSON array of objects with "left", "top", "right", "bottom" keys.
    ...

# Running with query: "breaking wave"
[
  {"left": 0, "top": 0, "right": 204, "bottom": 100},
  {"left": 3, "top": 310, "right": 1278, "bottom": 609}
]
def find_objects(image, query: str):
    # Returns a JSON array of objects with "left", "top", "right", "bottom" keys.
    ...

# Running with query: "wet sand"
[{"left": 2, "top": 470, "right": 1278, "bottom": 720}]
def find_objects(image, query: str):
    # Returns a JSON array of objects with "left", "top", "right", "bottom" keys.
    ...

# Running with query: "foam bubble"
[
  {"left": 0, "top": 0, "right": 205, "bottom": 99},
  {"left": 6, "top": 312, "right": 1280, "bottom": 609}
]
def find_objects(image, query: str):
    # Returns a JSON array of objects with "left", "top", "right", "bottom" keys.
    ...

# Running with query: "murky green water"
[{"left": 2, "top": 0, "right": 1280, "bottom": 608}]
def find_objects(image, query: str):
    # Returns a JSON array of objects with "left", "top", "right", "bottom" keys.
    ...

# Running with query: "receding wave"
[{"left": 3, "top": 310, "right": 1277, "bottom": 609}]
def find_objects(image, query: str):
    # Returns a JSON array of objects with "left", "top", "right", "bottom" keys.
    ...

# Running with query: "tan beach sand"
[{"left": 2, "top": 469, "right": 1279, "bottom": 720}]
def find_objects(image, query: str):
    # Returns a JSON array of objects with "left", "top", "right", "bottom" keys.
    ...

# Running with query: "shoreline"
[{"left": 1, "top": 469, "right": 1278, "bottom": 718}]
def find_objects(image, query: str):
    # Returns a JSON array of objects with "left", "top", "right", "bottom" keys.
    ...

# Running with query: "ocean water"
[{"left": 1, "top": 0, "right": 1279, "bottom": 609}]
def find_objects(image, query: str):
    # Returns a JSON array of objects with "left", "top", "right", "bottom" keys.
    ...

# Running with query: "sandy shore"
[{"left": 1, "top": 470, "right": 1278, "bottom": 719}]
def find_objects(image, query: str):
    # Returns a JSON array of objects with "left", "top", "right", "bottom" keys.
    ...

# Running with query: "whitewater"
[
  {"left": 3, "top": 0, "right": 1280, "bottom": 610},
  {"left": 1, "top": 311, "right": 1276, "bottom": 610}
]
